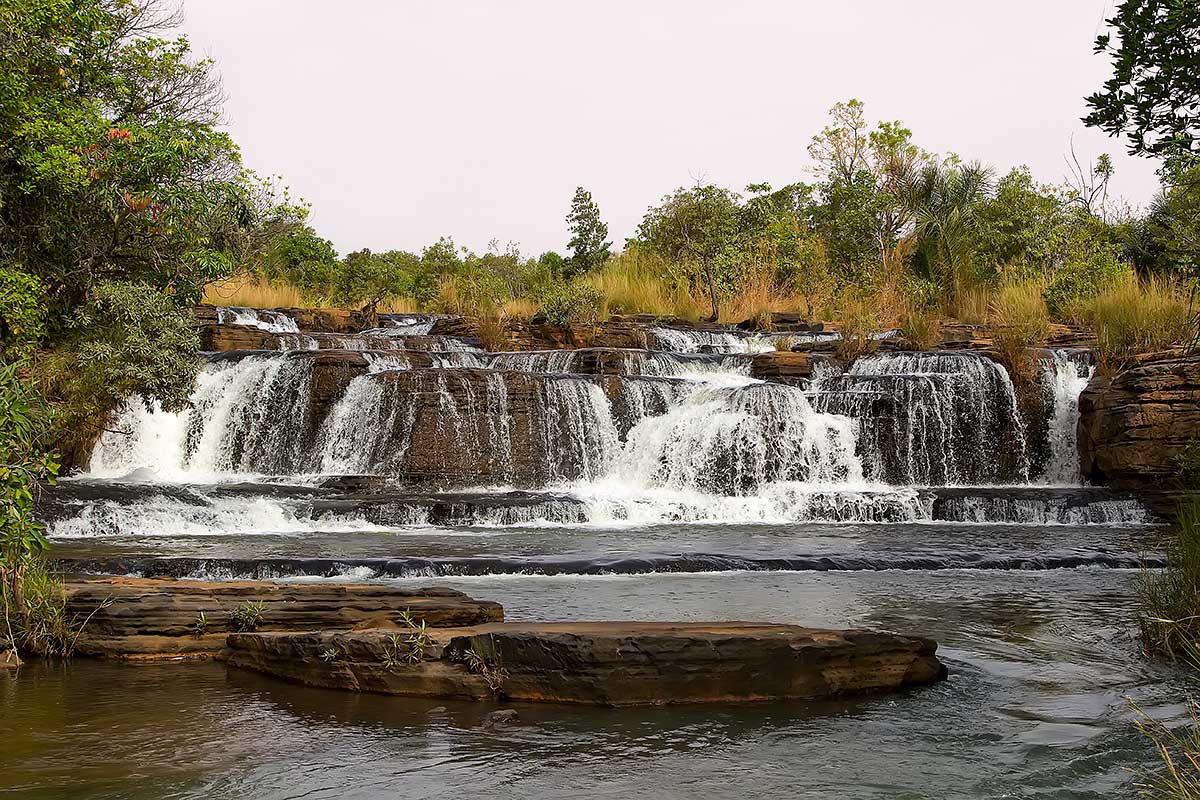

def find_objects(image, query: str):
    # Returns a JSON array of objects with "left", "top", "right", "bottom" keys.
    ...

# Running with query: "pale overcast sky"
[{"left": 181, "top": 0, "right": 1159, "bottom": 257}]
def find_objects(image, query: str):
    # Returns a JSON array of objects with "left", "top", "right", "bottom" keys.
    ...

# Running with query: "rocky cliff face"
[{"left": 1078, "top": 354, "right": 1200, "bottom": 488}]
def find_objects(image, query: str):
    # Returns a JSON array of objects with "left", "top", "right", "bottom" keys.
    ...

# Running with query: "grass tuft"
[{"left": 1080, "top": 273, "right": 1193, "bottom": 366}]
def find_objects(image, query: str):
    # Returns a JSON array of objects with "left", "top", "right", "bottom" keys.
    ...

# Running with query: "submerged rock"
[{"left": 224, "top": 621, "right": 946, "bottom": 706}]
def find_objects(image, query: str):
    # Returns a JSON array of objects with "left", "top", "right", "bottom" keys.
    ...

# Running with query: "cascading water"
[
  {"left": 614, "top": 373, "right": 861, "bottom": 494},
  {"left": 811, "top": 352, "right": 1030, "bottom": 485},
  {"left": 1039, "top": 349, "right": 1095, "bottom": 485},
  {"left": 489, "top": 351, "right": 578, "bottom": 373},
  {"left": 89, "top": 355, "right": 316, "bottom": 480},
  {"left": 72, "top": 302, "right": 1145, "bottom": 534},
  {"left": 216, "top": 306, "right": 302, "bottom": 333}
]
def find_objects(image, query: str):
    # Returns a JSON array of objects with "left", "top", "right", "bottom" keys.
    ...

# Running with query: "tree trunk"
[{"left": 704, "top": 260, "right": 719, "bottom": 322}]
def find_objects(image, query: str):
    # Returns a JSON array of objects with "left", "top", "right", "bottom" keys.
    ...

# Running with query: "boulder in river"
[{"left": 223, "top": 621, "right": 946, "bottom": 706}]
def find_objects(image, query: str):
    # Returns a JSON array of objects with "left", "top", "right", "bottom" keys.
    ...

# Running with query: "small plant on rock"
[
  {"left": 452, "top": 645, "right": 509, "bottom": 695},
  {"left": 379, "top": 609, "right": 435, "bottom": 671},
  {"left": 188, "top": 612, "right": 210, "bottom": 637},
  {"left": 229, "top": 600, "right": 265, "bottom": 632},
  {"left": 319, "top": 646, "right": 341, "bottom": 663}
]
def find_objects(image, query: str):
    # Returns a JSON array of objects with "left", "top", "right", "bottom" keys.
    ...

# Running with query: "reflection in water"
[{"left": 1, "top": 569, "right": 1188, "bottom": 799}]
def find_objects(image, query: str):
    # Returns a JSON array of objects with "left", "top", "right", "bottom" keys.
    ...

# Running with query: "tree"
[
  {"left": 0, "top": 0, "right": 308, "bottom": 334},
  {"left": 565, "top": 187, "right": 611, "bottom": 278},
  {"left": 328, "top": 249, "right": 423, "bottom": 324},
  {"left": 1084, "top": 0, "right": 1200, "bottom": 158},
  {"left": 808, "top": 99, "right": 870, "bottom": 184},
  {"left": 635, "top": 185, "right": 741, "bottom": 321}
]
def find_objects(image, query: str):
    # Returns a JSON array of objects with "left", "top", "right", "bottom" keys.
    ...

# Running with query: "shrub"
[
  {"left": 538, "top": 281, "right": 604, "bottom": 326},
  {"left": 1080, "top": 273, "right": 1192, "bottom": 365},
  {"left": 1043, "top": 244, "right": 1126, "bottom": 320}
]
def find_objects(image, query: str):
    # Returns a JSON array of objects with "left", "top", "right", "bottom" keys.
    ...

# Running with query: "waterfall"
[
  {"left": 1039, "top": 349, "right": 1094, "bottom": 485},
  {"left": 215, "top": 306, "right": 301, "bottom": 333},
  {"left": 811, "top": 352, "right": 1030, "bottom": 485},
  {"left": 650, "top": 327, "right": 778, "bottom": 354},
  {"left": 89, "top": 355, "right": 316, "bottom": 479},
  {"left": 311, "top": 370, "right": 620, "bottom": 484},
  {"left": 614, "top": 374, "right": 862, "bottom": 495},
  {"left": 629, "top": 351, "right": 752, "bottom": 377}
]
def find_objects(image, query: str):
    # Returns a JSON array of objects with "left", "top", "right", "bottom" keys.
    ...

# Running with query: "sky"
[{"left": 180, "top": 0, "right": 1160, "bottom": 258}]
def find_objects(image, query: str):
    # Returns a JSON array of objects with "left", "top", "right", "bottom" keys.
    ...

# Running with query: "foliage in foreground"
[
  {"left": 1133, "top": 702, "right": 1200, "bottom": 800},
  {"left": 1139, "top": 502, "right": 1200, "bottom": 663}
]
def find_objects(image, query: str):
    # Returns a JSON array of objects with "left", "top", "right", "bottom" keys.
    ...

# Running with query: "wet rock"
[
  {"left": 224, "top": 621, "right": 946, "bottom": 706},
  {"left": 1079, "top": 354, "right": 1200, "bottom": 489},
  {"left": 1, "top": 649, "right": 21, "bottom": 669},
  {"left": 66, "top": 578, "right": 503, "bottom": 659},
  {"left": 750, "top": 351, "right": 814, "bottom": 381},
  {"left": 481, "top": 709, "right": 519, "bottom": 729}
]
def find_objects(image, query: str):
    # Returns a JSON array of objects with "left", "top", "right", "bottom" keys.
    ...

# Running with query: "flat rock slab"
[
  {"left": 67, "top": 578, "right": 503, "bottom": 658},
  {"left": 224, "top": 621, "right": 946, "bottom": 706}
]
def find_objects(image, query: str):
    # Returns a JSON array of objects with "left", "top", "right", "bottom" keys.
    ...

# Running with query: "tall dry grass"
[
  {"left": 584, "top": 252, "right": 702, "bottom": 321},
  {"left": 989, "top": 280, "right": 1051, "bottom": 387},
  {"left": 1079, "top": 273, "right": 1194, "bottom": 365},
  {"left": 202, "top": 275, "right": 307, "bottom": 308},
  {"left": 202, "top": 273, "right": 420, "bottom": 312},
  {"left": 952, "top": 285, "right": 992, "bottom": 326}
]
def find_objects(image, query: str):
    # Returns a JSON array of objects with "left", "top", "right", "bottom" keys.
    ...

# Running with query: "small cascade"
[
  {"left": 650, "top": 327, "right": 777, "bottom": 354},
  {"left": 489, "top": 351, "right": 578, "bottom": 373},
  {"left": 934, "top": 493, "right": 1149, "bottom": 525},
  {"left": 1039, "top": 349, "right": 1095, "bottom": 485},
  {"left": 609, "top": 376, "right": 693, "bottom": 436},
  {"left": 615, "top": 375, "right": 861, "bottom": 495},
  {"left": 314, "top": 370, "right": 620, "bottom": 484},
  {"left": 215, "top": 306, "right": 301, "bottom": 333},
  {"left": 376, "top": 314, "right": 440, "bottom": 335},
  {"left": 627, "top": 351, "right": 751, "bottom": 377},
  {"left": 577, "top": 484, "right": 930, "bottom": 524},
  {"left": 812, "top": 352, "right": 1029, "bottom": 485}
]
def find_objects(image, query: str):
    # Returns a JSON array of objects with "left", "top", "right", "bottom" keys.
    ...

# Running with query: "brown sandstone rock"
[
  {"left": 750, "top": 351, "right": 814, "bottom": 381},
  {"left": 66, "top": 578, "right": 502, "bottom": 658},
  {"left": 1078, "top": 354, "right": 1200, "bottom": 488},
  {"left": 224, "top": 621, "right": 946, "bottom": 706}
]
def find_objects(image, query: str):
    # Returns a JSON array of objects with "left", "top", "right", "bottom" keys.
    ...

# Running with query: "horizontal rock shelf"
[
  {"left": 224, "top": 621, "right": 946, "bottom": 706},
  {"left": 66, "top": 578, "right": 503, "bottom": 659}
]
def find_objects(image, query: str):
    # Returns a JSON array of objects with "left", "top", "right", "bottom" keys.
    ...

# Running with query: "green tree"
[
  {"left": 1084, "top": 0, "right": 1200, "bottom": 158},
  {"left": 0, "top": 0, "right": 308, "bottom": 332},
  {"left": 565, "top": 187, "right": 611, "bottom": 278},
  {"left": 328, "top": 249, "right": 422, "bottom": 324},
  {"left": 635, "top": 184, "right": 742, "bottom": 321}
]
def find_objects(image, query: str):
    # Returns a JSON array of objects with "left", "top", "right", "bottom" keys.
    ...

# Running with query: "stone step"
[{"left": 66, "top": 578, "right": 503, "bottom": 659}]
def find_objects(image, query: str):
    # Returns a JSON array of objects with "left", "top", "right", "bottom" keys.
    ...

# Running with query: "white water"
[
  {"left": 1040, "top": 350, "right": 1095, "bottom": 485},
  {"left": 812, "top": 352, "right": 1030, "bottom": 485},
  {"left": 216, "top": 307, "right": 301, "bottom": 334}
]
